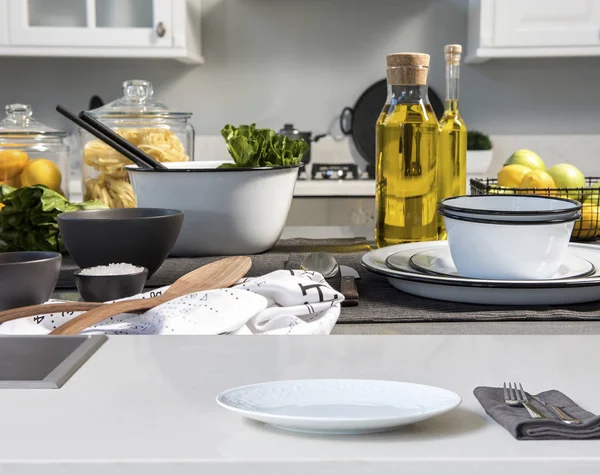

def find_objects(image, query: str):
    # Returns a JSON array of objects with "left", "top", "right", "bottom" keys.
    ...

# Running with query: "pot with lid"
[
  {"left": 278, "top": 124, "right": 326, "bottom": 166},
  {"left": 0, "top": 104, "right": 69, "bottom": 197},
  {"left": 80, "top": 79, "right": 194, "bottom": 208}
]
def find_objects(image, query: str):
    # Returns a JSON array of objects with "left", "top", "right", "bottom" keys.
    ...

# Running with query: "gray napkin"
[{"left": 474, "top": 386, "right": 600, "bottom": 439}]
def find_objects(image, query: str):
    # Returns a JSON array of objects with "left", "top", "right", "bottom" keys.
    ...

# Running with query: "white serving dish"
[
  {"left": 442, "top": 212, "right": 577, "bottom": 280},
  {"left": 361, "top": 241, "right": 600, "bottom": 306},
  {"left": 439, "top": 194, "right": 581, "bottom": 222},
  {"left": 216, "top": 379, "right": 461, "bottom": 435},
  {"left": 401, "top": 246, "right": 594, "bottom": 280},
  {"left": 127, "top": 161, "right": 298, "bottom": 256}
]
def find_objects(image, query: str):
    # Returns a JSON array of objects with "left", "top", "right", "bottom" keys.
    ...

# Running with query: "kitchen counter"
[
  {"left": 293, "top": 179, "right": 375, "bottom": 197},
  {"left": 1, "top": 335, "right": 599, "bottom": 474}
]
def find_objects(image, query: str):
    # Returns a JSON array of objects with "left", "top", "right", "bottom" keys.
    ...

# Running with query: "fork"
[{"left": 503, "top": 382, "right": 546, "bottom": 419}]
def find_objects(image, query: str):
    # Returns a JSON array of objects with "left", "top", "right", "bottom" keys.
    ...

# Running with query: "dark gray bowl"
[
  {"left": 58, "top": 208, "right": 183, "bottom": 278},
  {"left": 0, "top": 252, "right": 62, "bottom": 311},
  {"left": 74, "top": 268, "right": 149, "bottom": 302}
]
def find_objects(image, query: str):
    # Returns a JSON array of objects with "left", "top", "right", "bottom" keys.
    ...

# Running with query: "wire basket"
[{"left": 469, "top": 178, "right": 600, "bottom": 241}]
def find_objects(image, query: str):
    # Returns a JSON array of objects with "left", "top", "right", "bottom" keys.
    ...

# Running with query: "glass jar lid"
[
  {"left": 89, "top": 79, "right": 192, "bottom": 119},
  {"left": 0, "top": 104, "right": 67, "bottom": 138}
]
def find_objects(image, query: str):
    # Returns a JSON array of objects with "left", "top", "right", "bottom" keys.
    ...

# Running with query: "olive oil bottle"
[
  {"left": 375, "top": 53, "right": 439, "bottom": 247},
  {"left": 438, "top": 44, "right": 467, "bottom": 237}
]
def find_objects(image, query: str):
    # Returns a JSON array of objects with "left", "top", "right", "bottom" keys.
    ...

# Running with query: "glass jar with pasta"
[{"left": 80, "top": 79, "right": 194, "bottom": 208}]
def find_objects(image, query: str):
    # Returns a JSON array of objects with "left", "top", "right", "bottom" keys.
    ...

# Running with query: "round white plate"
[
  {"left": 362, "top": 241, "right": 600, "bottom": 305},
  {"left": 402, "top": 247, "right": 595, "bottom": 280},
  {"left": 216, "top": 379, "right": 461, "bottom": 435}
]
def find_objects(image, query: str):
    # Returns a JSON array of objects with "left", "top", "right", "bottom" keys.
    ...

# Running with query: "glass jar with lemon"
[
  {"left": 80, "top": 80, "right": 194, "bottom": 208},
  {"left": 0, "top": 104, "right": 68, "bottom": 197}
]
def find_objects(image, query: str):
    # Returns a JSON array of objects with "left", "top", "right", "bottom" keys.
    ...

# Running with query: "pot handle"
[
  {"left": 340, "top": 107, "right": 354, "bottom": 135},
  {"left": 312, "top": 133, "right": 327, "bottom": 143}
]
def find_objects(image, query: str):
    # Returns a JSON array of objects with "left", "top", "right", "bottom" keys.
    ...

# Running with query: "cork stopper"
[
  {"left": 386, "top": 53, "right": 430, "bottom": 86},
  {"left": 444, "top": 44, "right": 462, "bottom": 66}
]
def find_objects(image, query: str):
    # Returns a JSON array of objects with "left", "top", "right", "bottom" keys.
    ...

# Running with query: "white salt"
[{"left": 79, "top": 263, "right": 144, "bottom": 276}]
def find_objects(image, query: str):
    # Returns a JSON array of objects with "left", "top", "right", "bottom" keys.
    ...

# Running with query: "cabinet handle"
[{"left": 156, "top": 22, "right": 166, "bottom": 38}]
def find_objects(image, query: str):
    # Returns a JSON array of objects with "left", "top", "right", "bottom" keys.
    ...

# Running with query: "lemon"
[
  {"left": 20, "top": 159, "right": 62, "bottom": 192},
  {"left": 497, "top": 164, "right": 531, "bottom": 188},
  {"left": 504, "top": 149, "right": 545, "bottom": 171},
  {"left": 573, "top": 203, "right": 600, "bottom": 240},
  {"left": 518, "top": 169, "right": 556, "bottom": 195},
  {"left": 582, "top": 183, "right": 600, "bottom": 204},
  {"left": 547, "top": 163, "right": 586, "bottom": 189},
  {"left": 0, "top": 149, "right": 29, "bottom": 180}
]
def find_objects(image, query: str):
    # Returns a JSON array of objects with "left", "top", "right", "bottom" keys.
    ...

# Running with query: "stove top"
[{"left": 299, "top": 163, "right": 373, "bottom": 180}]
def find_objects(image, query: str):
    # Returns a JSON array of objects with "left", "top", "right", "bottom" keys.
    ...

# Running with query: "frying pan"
[{"left": 339, "top": 79, "right": 444, "bottom": 165}]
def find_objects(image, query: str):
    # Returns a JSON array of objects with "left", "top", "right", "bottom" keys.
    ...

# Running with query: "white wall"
[{"left": 1, "top": 0, "right": 599, "bottom": 140}]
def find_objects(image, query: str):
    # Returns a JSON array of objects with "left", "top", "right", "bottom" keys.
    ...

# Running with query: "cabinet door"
[
  {"left": 6, "top": 0, "right": 173, "bottom": 48},
  {"left": 493, "top": 0, "right": 600, "bottom": 47}
]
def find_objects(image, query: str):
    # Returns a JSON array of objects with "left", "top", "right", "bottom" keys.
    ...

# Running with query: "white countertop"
[
  {"left": 293, "top": 179, "right": 375, "bottom": 197},
  {"left": 1, "top": 335, "right": 599, "bottom": 474}
]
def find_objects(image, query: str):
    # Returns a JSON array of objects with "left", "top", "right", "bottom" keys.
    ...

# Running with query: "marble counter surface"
[{"left": 1, "top": 336, "right": 599, "bottom": 474}]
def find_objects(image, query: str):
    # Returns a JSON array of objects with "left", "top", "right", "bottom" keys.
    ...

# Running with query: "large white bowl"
[
  {"left": 127, "top": 161, "right": 298, "bottom": 256},
  {"left": 439, "top": 195, "right": 581, "bottom": 222},
  {"left": 441, "top": 211, "right": 579, "bottom": 280}
]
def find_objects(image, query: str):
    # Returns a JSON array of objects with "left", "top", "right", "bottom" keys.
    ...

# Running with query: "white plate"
[
  {"left": 403, "top": 247, "right": 595, "bottom": 280},
  {"left": 362, "top": 241, "right": 600, "bottom": 305},
  {"left": 216, "top": 379, "right": 461, "bottom": 435}
]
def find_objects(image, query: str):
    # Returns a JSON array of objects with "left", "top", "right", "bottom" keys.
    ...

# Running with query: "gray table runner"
[{"left": 57, "top": 238, "right": 600, "bottom": 323}]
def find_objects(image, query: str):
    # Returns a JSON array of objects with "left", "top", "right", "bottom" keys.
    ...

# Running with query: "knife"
[
  {"left": 339, "top": 265, "right": 360, "bottom": 307},
  {"left": 531, "top": 395, "right": 583, "bottom": 425}
]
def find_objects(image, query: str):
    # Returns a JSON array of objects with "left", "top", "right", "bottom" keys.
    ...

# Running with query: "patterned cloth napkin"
[
  {"left": 0, "top": 270, "right": 344, "bottom": 336},
  {"left": 474, "top": 386, "right": 600, "bottom": 440}
]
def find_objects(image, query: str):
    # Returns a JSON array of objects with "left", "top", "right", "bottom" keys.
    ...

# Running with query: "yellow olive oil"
[
  {"left": 376, "top": 95, "right": 439, "bottom": 247},
  {"left": 438, "top": 45, "right": 467, "bottom": 237}
]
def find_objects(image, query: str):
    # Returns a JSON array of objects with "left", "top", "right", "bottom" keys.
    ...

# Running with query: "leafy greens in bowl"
[{"left": 219, "top": 124, "right": 309, "bottom": 169}]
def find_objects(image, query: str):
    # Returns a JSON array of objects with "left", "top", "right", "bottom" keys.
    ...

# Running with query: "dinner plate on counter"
[
  {"left": 361, "top": 241, "right": 600, "bottom": 305},
  {"left": 216, "top": 379, "right": 461, "bottom": 435},
  {"left": 402, "top": 247, "right": 595, "bottom": 280}
]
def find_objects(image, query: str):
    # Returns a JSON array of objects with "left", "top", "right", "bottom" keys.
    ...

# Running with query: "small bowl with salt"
[{"left": 74, "top": 263, "right": 148, "bottom": 302}]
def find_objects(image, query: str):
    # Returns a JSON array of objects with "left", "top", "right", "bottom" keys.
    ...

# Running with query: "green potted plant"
[{"left": 467, "top": 130, "right": 493, "bottom": 175}]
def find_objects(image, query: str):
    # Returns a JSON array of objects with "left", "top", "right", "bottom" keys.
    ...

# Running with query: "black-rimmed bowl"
[
  {"left": 58, "top": 208, "right": 183, "bottom": 277},
  {"left": 74, "top": 267, "right": 148, "bottom": 302},
  {"left": 126, "top": 161, "right": 298, "bottom": 256},
  {"left": 0, "top": 252, "right": 62, "bottom": 311},
  {"left": 439, "top": 195, "right": 582, "bottom": 222},
  {"left": 440, "top": 205, "right": 581, "bottom": 280}
]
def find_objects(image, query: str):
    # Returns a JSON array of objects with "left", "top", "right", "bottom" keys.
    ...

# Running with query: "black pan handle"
[{"left": 340, "top": 107, "right": 354, "bottom": 135}]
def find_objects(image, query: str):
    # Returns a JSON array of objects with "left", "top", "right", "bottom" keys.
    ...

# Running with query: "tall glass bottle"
[
  {"left": 438, "top": 44, "right": 467, "bottom": 237},
  {"left": 375, "top": 53, "right": 439, "bottom": 247}
]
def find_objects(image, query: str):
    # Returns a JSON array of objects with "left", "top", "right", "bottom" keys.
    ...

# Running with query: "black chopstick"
[
  {"left": 55, "top": 105, "right": 166, "bottom": 170},
  {"left": 78, "top": 111, "right": 167, "bottom": 170}
]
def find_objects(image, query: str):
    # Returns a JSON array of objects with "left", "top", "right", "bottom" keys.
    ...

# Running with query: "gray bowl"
[
  {"left": 0, "top": 252, "right": 62, "bottom": 311},
  {"left": 74, "top": 268, "right": 149, "bottom": 302},
  {"left": 58, "top": 208, "right": 183, "bottom": 278}
]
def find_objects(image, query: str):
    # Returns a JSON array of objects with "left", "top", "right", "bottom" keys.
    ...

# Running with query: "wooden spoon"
[{"left": 50, "top": 256, "right": 252, "bottom": 336}]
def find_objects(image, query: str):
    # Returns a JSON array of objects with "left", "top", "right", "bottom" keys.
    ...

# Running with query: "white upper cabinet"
[
  {"left": 468, "top": 0, "right": 600, "bottom": 62},
  {"left": 0, "top": 0, "right": 202, "bottom": 63}
]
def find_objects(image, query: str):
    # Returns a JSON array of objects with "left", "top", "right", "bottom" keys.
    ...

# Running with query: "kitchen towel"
[
  {"left": 473, "top": 386, "right": 600, "bottom": 440},
  {"left": 0, "top": 270, "right": 344, "bottom": 336}
]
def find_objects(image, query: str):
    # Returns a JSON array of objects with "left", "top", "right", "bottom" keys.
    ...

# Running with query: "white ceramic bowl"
[
  {"left": 439, "top": 194, "right": 581, "bottom": 222},
  {"left": 441, "top": 210, "right": 580, "bottom": 280},
  {"left": 127, "top": 161, "right": 298, "bottom": 256}
]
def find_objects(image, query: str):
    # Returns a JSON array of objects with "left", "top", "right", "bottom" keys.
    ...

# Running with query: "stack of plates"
[{"left": 361, "top": 241, "right": 600, "bottom": 305}]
